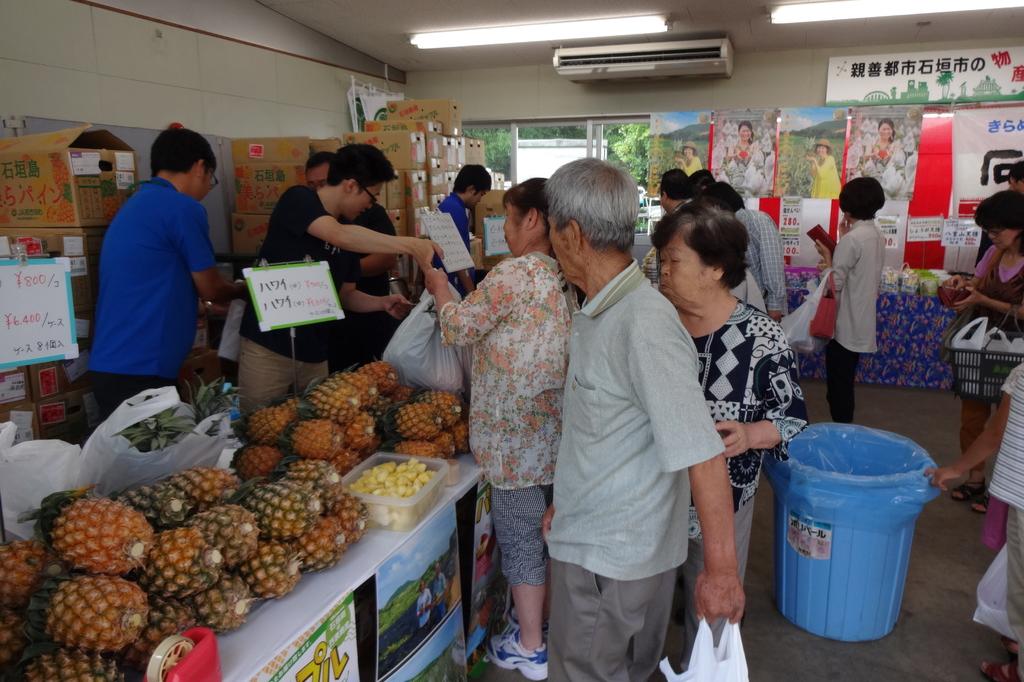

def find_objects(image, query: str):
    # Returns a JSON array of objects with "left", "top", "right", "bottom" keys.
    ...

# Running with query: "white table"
[{"left": 218, "top": 454, "right": 481, "bottom": 681}]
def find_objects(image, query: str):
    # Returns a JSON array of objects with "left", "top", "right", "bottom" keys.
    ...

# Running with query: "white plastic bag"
[
  {"left": 660, "top": 620, "right": 749, "bottom": 682},
  {"left": 975, "top": 546, "right": 1014, "bottom": 639},
  {"left": 217, "top": 298, "right": 247, "bottom": 362},
  {"left": 781, "top": 272, "right": 830, "bottom": 355},
  {"left": 0, "top": 422, "right": 82, "bottom": 539},
  {"left": 77, "top": 386, "right": 230, "bottom": 495},
  {"left": 383, "top": 289, "right": 472, "bottom": 394},
  {"left": 952, "top": 317, "right": 989, "bottom": 350}
]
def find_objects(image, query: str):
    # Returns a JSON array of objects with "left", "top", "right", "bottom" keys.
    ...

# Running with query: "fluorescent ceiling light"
[
  {"left": 771, "top": 0, "right": 1024, "bottom": 23},
  {"left": 410, "top": 15, "right": 667, "bottom": 49}
]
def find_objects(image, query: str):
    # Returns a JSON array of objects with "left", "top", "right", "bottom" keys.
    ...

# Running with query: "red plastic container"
[{"left": 144, "top": 627, "right": 221, "bottom": 682}]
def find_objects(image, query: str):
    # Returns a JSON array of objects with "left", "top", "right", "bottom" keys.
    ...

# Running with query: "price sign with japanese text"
[
  {"left": 482, "top": 216, "right": 510, "bottom": 257},
  {"left": 422, "top": 212, "right": 475, "bottom": 273},
  {"left": 780, "top": 197, "right": 803, "bottom": 236},
  {"left": 942, "top": 219, "right": 983, "bottom": 248},
  {"left": 907, "top": 216, "right": 944, "bottom": 242},
  {"left": 877, "top": 215, "right": 904, "bottom": 250},
  {"left": 0, "top": 257, "right": 78, "bottom": 369},
  {"left": 256, "top": 592, "right": 359, "bottom": 682},
  {"left": 243, "top": 261, "right": 344, "bottom": 332}
]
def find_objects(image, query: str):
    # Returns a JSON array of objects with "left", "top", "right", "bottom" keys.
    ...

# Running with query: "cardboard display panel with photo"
[
  {"left": 648, "top": 111, "right": 711, "bottom": 195},
  {"left": 845, "top": 106, "right": 923, "bottom": 201},
  {"left": 776, "top": 108, "right": 848, "bottom": 199},
  {"left": 711, "top": 109, "right": 780, "bottom": 198}
]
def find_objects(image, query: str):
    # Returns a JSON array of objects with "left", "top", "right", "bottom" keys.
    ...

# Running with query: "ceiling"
[{"left": 255, "top": 0, "right": 1024, "bottom": 72}]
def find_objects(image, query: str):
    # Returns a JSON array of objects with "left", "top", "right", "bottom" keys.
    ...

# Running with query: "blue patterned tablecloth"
[{"left": 787, "top": 289, "right": 955, "bottom": 391}]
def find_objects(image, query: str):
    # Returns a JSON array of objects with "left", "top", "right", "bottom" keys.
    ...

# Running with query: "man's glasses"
[
  {"left": 359, "top": 184, "right": 380, "bottom": 205},
  {"left": 209, "top": 174, "right": 219, "bottom": 189}
]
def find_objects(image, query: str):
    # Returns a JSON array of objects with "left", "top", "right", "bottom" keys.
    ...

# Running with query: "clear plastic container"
[{"left": 341, "top": 453, "right": 448, "bottom": 531}]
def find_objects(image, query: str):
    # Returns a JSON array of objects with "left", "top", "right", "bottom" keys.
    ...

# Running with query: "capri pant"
[{"left": 490, "top": 484, "right": 553, "bottom": 586}]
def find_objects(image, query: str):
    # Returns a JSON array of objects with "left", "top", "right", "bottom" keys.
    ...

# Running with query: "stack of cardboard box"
[
  {"left": 0, "top": 125, "right": 141, "bottom": 443},
  {"left": 344, "top": 125, "right": 429, "bottom": 237},
  {"left": 229, "top": 136, "right": 310, "bottom": 253}
]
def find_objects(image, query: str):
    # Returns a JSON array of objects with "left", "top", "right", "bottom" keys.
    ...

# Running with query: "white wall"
[
  {"left": 406, "top": 38, "right": 998, "bottom": 121},
  {"left": 0, "top": 0, "right": 404, "bottom": 138}
]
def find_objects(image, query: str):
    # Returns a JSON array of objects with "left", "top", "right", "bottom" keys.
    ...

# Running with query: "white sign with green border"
[
  {"left": 259, "top": 591, "right": 359, "bottom": 682},
  {"left": 243, "top": 261, "right": 344, "bottom": 332}
]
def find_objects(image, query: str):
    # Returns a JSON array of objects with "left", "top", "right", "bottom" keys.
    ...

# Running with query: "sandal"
[
  {"left": 973, "top": 492, "right": 991, "bottom": 514},
  {"left": 951, "top": 481, "right": 985, "bottom": 502},
  {"left": 981, "top": 661, "right": 1021, "bottom": 682}
]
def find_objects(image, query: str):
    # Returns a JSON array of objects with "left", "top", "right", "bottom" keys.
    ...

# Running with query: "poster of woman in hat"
[
  {"left": 711, "top": 108, "right": 779, "bottom": 198},
  {"left": 648, "top": 111, "right": 711, "bottom": 194},
  {"left": 775, "top": 107, "right": 847, "bottom": 199}
]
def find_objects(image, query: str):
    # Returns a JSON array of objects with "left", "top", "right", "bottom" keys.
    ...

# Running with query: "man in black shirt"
[{"left": 237, "top": 144, "right": 435, "bottom": 409}]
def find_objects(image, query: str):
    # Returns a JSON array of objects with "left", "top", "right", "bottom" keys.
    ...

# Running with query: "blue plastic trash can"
[{"left": 763, "top": 423, "right": 939, "bottom": 641}]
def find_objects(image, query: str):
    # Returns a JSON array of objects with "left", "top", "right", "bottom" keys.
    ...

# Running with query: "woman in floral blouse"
[
  {"left": 652, "top": 201, "right": 808, "bottom": 663},
  {"left": 425, "top": 178, "right": 573, "bottom": 677}
]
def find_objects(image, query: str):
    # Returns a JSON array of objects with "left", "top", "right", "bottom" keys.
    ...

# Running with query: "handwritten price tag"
[
  {"left": 421, "top": 212, "right": 476, "bottom": 273},
  {"left": 243, "top": 261, "right": 344, "bottom": 332},
  {"left": 780, "top": 197, "right": 803, "bottom": 237},
  {"left": 0, "top": 258, "right": 79, "bottom": 369},
  {"left": 483, "top": 216, "right": 511, "bottom": 257}
]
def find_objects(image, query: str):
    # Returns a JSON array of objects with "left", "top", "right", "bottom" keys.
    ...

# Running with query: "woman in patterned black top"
[{"left": 653, "top": 201, "right": 808, "bottom": 662}]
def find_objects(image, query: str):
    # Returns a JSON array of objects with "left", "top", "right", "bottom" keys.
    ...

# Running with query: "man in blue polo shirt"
[
  {"left": 90, "top": 127, "right": 244, "bottom": 420},
  {"left": 434, "top": 164, "right": 491, "bottom": 295}
]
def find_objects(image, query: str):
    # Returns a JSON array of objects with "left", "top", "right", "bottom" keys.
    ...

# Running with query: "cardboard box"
[
  {"left": 404, "top": 171, "right": 428, "bottom": 211},
  {"left": 74, "top": 314, "right": 92, "bottom": 349},
  {"left": 37, "top": 387, "right": 97, "bottom": 443},
  {"left": 382, "top": 175, "right": 406, "bottom": 211},
  {"left": 425, "top": 133, "right": 445, "bottom": 161},
  {"left": 178, "top": 349, "right": 222, "bottom": 397},
  {"left": 61, "top": 350, "right": 91, "bottom": 392},
  {"left": 0, "top": 367, "right": 29, "bottom": 405},
  {"left": 364, "top": 120, "right": 443, "bottom": 135},
  {"left": 28, "top": 362, "right": 63, "bottom": 401},
  {"left": 0, "top": 227, "right": 107, "bottom": 311},
  {"left": 409, "top": 207, "right": 432, "bottom": 238},
  {"left": 309, "top": 138, "right": 342, "bottom": 154},
  {"left": 456, "top": 138, "right": 467, "bottom": 167},
  {"left": 0, "top": 126, "right": 136, "bottom": 228},
  {"left": 386, "top": 99, "right": 462, "bottom": 136},
  {"left": 343, "top": 132, "right": 425, "bottom": 171},
  {"left": 473, "top": 190, "right": 506, "bottom": 236},
  {"left": 445, "top": 171, "right": 458, "bottom": 189},
  {"left": 470, "top": 237, "right": 483, "bottom": 270},
  {"left": 233, "top": 163, "right": 305, "bottom": 214},
  {"left": 231, "top": 137, "right": 309, "bottom": 164},
  {"left": 466, "top": 138, "right": 486, "bottom": 166},
  {"left": 429, "top": 193, "right": 445, "bottom": 210},
  {"left": 386, "top": 209, "right": 408, "bottom": 237},
  {"left": 445, "top": 137, "right": 460, "bottom": 169},
  {"left": 230, "top": 213, "right": 270, "bottom": 253},
  {"left": 428, "top": 168, "right": 449, "bottom": 194},
  {"left": 0, "top": 400, "right": 38, "bottom": 443}
]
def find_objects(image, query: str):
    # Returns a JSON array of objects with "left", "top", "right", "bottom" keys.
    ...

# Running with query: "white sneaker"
[{"left": 487, "top": 630, "right": 548, "bottom": 681}]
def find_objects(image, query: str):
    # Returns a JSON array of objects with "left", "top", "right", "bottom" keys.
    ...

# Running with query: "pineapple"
[
  {"left": 44, "top": 575, "right": 148, "bottom": 652},
  {"left": 416, "top": 391, "right": 463, "bottom": 428},
  {"left": 245, "top": 398, "right": 299, "bottom": 445},
  {"left": 344, "top": 412, "right": 379, "bottom": 454},
  {"left": 282, "top": 419, "right": 345, "bottom": 461},
  {"left": 336, "top": 372, "right": 379, "bottom": 408},
  {"left": 186, "top": 504, "right": 259, "bottom": 569},
  {"left": 358, "top": 361, "right": 399, "bottom": 395},
  {"left": 241, "top": 481, "right": 322, "bottom": 540},
  {"left": 305, "top": 377, "right": 361, "bottom": 425},
  {"left": 390, "top": 402, "right": 443, "bottom": 441},
  {"left": 117, "top": 408, "right": 195, "bottom": 453},
  {"left": 453, "top": 420, "right": 470, "bottom": 454},
  {"left": 120, "top": 596, "right": 195, "bottom": 671},
  {"left": 117, "top": 482, "right": 195, "bottom": 529},
  {"left": 0, "top": 539, "right": 61, "bottom": 609},
  {"left": 329, "top": 448, "right": 362, "bottom": 477},
  {"left": 0, "top": 609, "right": 26, "bottom": 671},
  {"left": 394, "top": 440, "right": 445, "bottom": 458},
  {"left": 431, "top": 432, "right": 457, "bottom": 458},
  {"left": 366, "top": 395, "right": 394, "bottom": 423},
  {"left": 48, "top": 495, "right": 154, "bottom": 575},
  {"left": 233, "top": 444, "right": 284, "bottom": 481},
  {"left": 390, "top": 385, "right": 416, "bottom": 403},
  {"left": 293, "top": 515, "right": 349, "bottom": 572},
  {"left": 167, "top": 468, "right": 240, "bottom": 511},
  {"left": 24, "top": 649, "right": 124, "bottom": 682},
  {"left": 329, "top": 494, "right": 368, "bottom": 546},
  {"left": 191, "top": 574, "right": 252, "bottom": 633},
  {"left": 282, "top": 460, "right": 345, "bottom": 512},
  {"left": 238, "top": 541, "right": 302, "bottom": 598},
  {"left": 139, "top": 528, "right": 223, "bottom": 599},
  {"left": 185, "top": 376, "right": 236, "bottom": 424}
]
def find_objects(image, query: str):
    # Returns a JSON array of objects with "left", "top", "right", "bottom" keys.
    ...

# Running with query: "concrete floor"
[{"left": 478, "top": 380, "right": 1006, "bottom": 681}]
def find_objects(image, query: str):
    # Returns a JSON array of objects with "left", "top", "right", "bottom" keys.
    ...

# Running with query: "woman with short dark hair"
[
  {"left": 813, "top": 176, "right": 887, "bottom": 424},
  {"left": 653, "top": 203, "right": 807, "bottom": 662}
]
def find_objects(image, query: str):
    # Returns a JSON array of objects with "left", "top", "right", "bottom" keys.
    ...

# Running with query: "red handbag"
[{"left": 810, "top": 272, "right": 838, "bottom": 339}]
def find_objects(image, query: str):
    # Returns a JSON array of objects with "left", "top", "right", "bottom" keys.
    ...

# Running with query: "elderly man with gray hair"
[{"left": 540, "top": 159, "right": 744, "bottom": 682}]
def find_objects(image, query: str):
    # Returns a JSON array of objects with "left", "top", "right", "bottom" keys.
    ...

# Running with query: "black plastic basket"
[{"left": 948, "top": 332, "right": 1024, "bottom": 403}]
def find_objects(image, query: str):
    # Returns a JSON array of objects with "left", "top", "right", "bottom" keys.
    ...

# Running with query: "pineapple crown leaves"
[
  {"left": 19, "top": 487, "right": 93, "bottom": 548},
  {"left": 226, "top": 477, "right": 266, "bottom": 506},
  {"left": 5, "top": 641, "right": 61, "bottom": 682},
  {"left": 23, "top": 575, "right": 71, "bottom": 645},
  {"left": 186, "top": 376, "right": 236, "bottom": 424},
  {"left": 117, "top": 407, "right": 196, "bottom": 453},
  {"left": 269, "top": 455, "right": 303, "bottom": 481}
]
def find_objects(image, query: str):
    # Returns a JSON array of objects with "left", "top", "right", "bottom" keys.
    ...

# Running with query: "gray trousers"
[
  {"left": 548, "top": 559, "right": 675, "bottom": 682},
  {"left": 679, "top": 499, "right": 756, "bottom": 664}
]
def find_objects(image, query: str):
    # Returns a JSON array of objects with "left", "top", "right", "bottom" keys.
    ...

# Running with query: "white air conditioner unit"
[{"left": 553, "top": 38, "right": 733, "bottom": 82}]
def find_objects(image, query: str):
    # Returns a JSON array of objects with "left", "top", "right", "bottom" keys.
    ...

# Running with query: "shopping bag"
[
  {"left": 382, "top": 288, "right": 472, "bottom": 395},
  {"left": 0, "top": 422, "right": 82, "bottom": 539},
  {"left": 982, "top": 495, "right": 1009, "bottom": 552},
  {"left": 781, "top": 272, "right": 830, "bottom": 355},
  {"left": 951, "top": 317, "right": 989, "bottom": 350},
  {"left": 77, "top": 386, "right": 231, "bottom": 495},
  {"left": 809, "top": 271, "right": 837, "bottom": 340},
  {"left": 975, "top": 545, "right": 1014, "bottom": 640},
  {"left": 659, "top": 620, "right": 749, "bottom": 682},
  {"left": 217, "top": 298, "right": 247, "bottom": 362}
]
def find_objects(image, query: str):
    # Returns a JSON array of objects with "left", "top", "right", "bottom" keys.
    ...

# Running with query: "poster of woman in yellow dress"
[
  {"left": 648, "top": 111, "right": 711, "bottom": 195},
  {"left": 676, "top": 141, "right": 704, "bottom": 175},
  {"left": 774, "top": 107, "right": 847, "bottom": 199}
]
